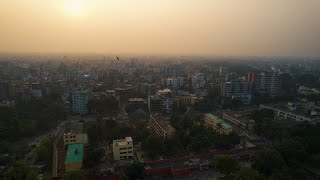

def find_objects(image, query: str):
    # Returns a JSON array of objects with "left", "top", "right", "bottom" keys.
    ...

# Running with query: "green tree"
[
  {"left": 36, "top": 138, "right": 53, "bottom": 166},
  {"left": 253, "top": 148, "right": 286, "bottom": 176},
  {"left": 235, "top": 167, "right": 265, "bottom": 180},
  {"left": 87, "top": 96, "right": 119, "bottom": 115},
  {"left": 275, "top": 139, "right": 307, "bottom": 163},
  {"left": 269, "top": 172, "right": 292, "bottom": 180},
  {"left": 63, "top": 170, "right": 86, "bottom": 180},
  {"left": 122, "top": 163, "right": 144, "bottom": 180},
  {"left": 142, "top": 136, "right": 164, "bottom": 159},
  {"left": 214, "top": 155, "right": 240, "bottom": 175},
  {"left": 83, "top": 148, "right": 105, "bottom": 168},
  {"left": 4, "top": 160, "right": 37, "bottom": 180}
]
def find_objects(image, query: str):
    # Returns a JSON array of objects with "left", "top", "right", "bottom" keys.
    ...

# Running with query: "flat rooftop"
[
  {"left": 113, "top": 137, "right": 133, "bottom": 146},
  {"left": 128, "top": 98, "right": 145, "bottom": 102},
  {"left": 65, "top": 123, "right": 83, "bottom": 134},
  {"left": 206, "top": 113, "right": 232, "bottom": 129},
  {"left": 223, "top": 112, "right": 252, "bottom": 124},
  {"left": 261, "top": 103, "right": 312, "bottom": 118},
  {"left": 150, "top": 114, "right": 175, "bottom": 134},
  {"left": 65, "top": 144, "right": 83, "bottom": 163}
]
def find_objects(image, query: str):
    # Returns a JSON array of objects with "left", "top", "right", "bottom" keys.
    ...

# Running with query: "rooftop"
[
  {"left": 206, "top": 113, "right": 232, "bottom": 129},
  {"left": 157, "top": 89, "right": 171, "bottom": 95},
  {"left": 150, "top": 114, "right": 175, "bottom": 134},
  {"left": 113, "top": 137, "right": 133, "bottom": 146},
  {"left": 128, "top": 98, "right": 145, "bottom": 102},
  {"left": 65, "top": 144, "right": 83, "bottom": 163},
  {"left": 223, "top": 111, "right": 253, "bottom": 124},
  {"left": 65, "top": 123, "right": 83, "bottom": 134},
  {"left": 261, "top": 103, "right": 316, "bottom": 118}
]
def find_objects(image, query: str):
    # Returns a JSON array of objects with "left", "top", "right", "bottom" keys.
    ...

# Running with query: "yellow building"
[
  {"left": 64, "top": 144, "right": 83, "bottom": 172},
  {"left": 63, "top": 123, "right": 88, "bottom": 145},
  {"left": 113, "top": 137, "right": 134, "bottom": 161},
  {"left": 174, "top": 95, "right": 191, "bottom": 109},
  {"left": 204, "top": 113, "right": 233, "bottom": 135},
  {"left": 64, "top": 133, "right": 88, "bottom": 145}
]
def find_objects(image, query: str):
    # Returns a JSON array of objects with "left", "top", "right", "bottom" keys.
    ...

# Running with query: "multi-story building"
[
  {"left": 0, "top": 81, "right": 11, "bottom": 101},
  {"left": 160, "top": 65, "right": 182, "bottom": 77},
  {"left": 192, "top": 73, "right": 206, "bottom": 89},
  {"left": 223, "top": 111, "right": 255, "bottom": 131},
  {"left": 65, "top": 144, "right": 84, "bottom": 172},
  {"left": 253, "top": 72, "right": 280, "bottom": 96},
  {"left": 174, "top": 95, "right": 191, "bottom": 109},
  {"left": 297, "top": 86, "right": 320, "bottom": 96},
  {"left": 72, "top": 90, "right": 89, "bottom": 115},
  {"left": 113, "top": 137, "right": 134, "bottom": 161},
  {"left": 128, "top": 98, "right": 146, "bottom": 111},
  {"left": 63, "top": 123, "right": 88, "bottom": 145},
  {"left": 260, "top": 104, "right": 319, "bottom": 123},
  {"left": 222, "top": 80, "right": 253, "bottom": 104},
  {"left": 149, "top": 114, "right": 175, "bottom": 138},
  {"left": 166, "top": 77, "right": 184, "bottom": 89},
  {"left": 64, "top": 132, "right": 88, "bottom": 145},
  {"left": 136, "top": 83, "right": 157, "bottom": 97},
  {"left": 157, "top": 89, "right": 173, "bottom": 114},
  {"left": 204, "top": 113, "right": 232, "bottom": 135},
  {"left": 31, "top": 89, "right": 42, "bottom": 97},
  {"left": 225, "top": 72, "right": 238, "bottom": 82},
  {"left": 44, "top": 80, "right": 65, "bottom": 95},
  {"left": 148, "top": 95, "right": 162, "bottom": 113},
  {"left": 247, "top": 72, "right": 256, "bottom": 82},
  {"left": 190, "top": 95, "right": 199, "bottom": 105}
]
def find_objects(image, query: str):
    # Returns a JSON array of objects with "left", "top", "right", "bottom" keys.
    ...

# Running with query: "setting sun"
[{"left": 64, "top": 0, "right": 87, "bottom": 16}]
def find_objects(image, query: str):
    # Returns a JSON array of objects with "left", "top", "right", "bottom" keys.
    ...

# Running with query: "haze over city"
[
  {"left": 1, "top": 0, "right": 320, "bottom": 56},
  {"left": 2, "top": 1, "right": 320, "bottom": 180}
]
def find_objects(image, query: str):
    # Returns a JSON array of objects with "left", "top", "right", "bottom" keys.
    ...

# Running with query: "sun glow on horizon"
[{"left": 64, "top": 0, "right": 87, "bottom": 16}]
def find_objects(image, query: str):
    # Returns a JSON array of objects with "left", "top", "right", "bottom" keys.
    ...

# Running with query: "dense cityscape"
[
  {"left": 1, "top": 0, "right": 320, "bottom": 179},
  {"left": 0, "top": 55, "right": 320, "bottom": 179}
]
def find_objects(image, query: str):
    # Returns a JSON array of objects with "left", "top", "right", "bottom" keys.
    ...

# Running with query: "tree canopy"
[
  {"left": 235, "top": 167, "right": 265, "bottom": 180},
  {"left": 253, "top": 148, "right": 286, "bottom": 176},
  {"left": 214, "top": 155, "right": 240, "bottom": 175}
]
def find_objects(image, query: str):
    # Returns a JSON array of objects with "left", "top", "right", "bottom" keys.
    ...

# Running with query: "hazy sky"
[{"left": 1, "top": 0, "right": 320, "bottom": 56}]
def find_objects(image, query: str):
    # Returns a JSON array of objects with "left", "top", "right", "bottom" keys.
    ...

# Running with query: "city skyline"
[{"left": 1, "top": 0, "right": 320, "bottom": 57}]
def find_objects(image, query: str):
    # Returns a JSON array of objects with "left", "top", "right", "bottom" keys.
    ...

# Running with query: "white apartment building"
[
  {"left": 192, "top": 73, "right": 206, "bottom": 89},
  {"left": 166, "top": 77, "right": 184, "bottom": 88}
]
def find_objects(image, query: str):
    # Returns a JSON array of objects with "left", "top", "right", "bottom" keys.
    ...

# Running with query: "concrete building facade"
[
  {"left": 149, "top": 114, "right": 175, "bottom": 138},
  {"left": 72, "top": 90, "right": 89, "bottom": 115},
  {"left": 113, "top": 137, "right": 134, "bottom": 161}
]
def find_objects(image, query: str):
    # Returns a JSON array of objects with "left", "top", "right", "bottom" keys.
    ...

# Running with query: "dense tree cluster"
[
  {"left": 0, "top": 95, "right": 66, "bottom": 141},
  {"left": 0, "top": 161, "right": 37, "bottom": 180},
  {"left": 142, "top": 115, "right": 240, "bottom": 159},
  {"left": 87, "top": 96, "right": 119, "bottom": 115},
  {"left": 83, "top": 148, "right": 105, "bottom": 168},
  {"left": 214, "top": 155, "right": 240, "bottom": 175},
  {"left": 85, "top": 117, "right": 150, "bottom": 145},
  {"left": 250, "top": 109, "right": 281, "bottom": 140},
  {"left": 35, "top": 138, "right": 53, "bottom": 169},
  {"left": 122, "top": 163, "right": 144, "bottom": 180}
]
